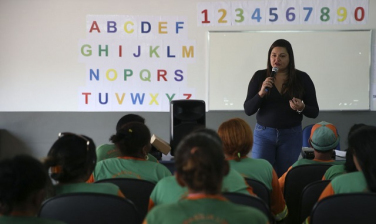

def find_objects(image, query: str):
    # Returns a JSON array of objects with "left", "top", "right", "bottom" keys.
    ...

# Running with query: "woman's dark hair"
[
  {"left": 266, "top": 39, "right": 303, "bottom": 98},
  {"left": 175, "top": 129, "right": 227, "bottom": 195},
  {"left": 348, "top": 125, "right": 376, "bottom": 192},
  {"left": 110, "top": 122, "right": 151, "bottom": 157},
  {"left": 344, "top": 123, "right": 366, "bottom": 173},
  {"left": 44, "top": 133, "right": 97, "bottom": 183},
  {"left": 116, "top": 114, "right": 145, "bottom": 132},
  {"left": 0, "top": 155, "right": 49, "bottom": 215}
]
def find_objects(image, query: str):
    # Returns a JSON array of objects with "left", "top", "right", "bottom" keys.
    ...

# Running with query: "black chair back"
[
  {"left": 284, "top": 164, "right": 332, "bottom": 224},
  {"left": 310, "top": 193, "right": 376, "bottom": 224},
  {"left": 223, "top": 192, "right": 275, "bottom": 223},
  {"left": 38, "top": 193, "right": 141, "bottom": 224},
  {"left": 299, "top": 180, "right": 331, "bottom": 223},
  {"left": 95, "top": 178, "right": 155, "bottom": 220},
  {"left": 245, "top": 178, "right": 271, "bottom": 206}
]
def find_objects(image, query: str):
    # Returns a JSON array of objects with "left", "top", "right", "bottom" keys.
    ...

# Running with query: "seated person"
[
  {"left": 323, "top": 123, "right": 364, "bottom": 180},
  {"left": 218, "top": 117, "right": 287, "bottom": 221},
  {"left": 279, "top": 121, "right": 344, "bottom": 191},
  {"left": 319, "top": 125, "right": 376, "bottom": 199},
  {"left": 304, "top": 125, "right": 376, "bottom": 224},
  {"left": 44, "top": 132, "right": 124, "bottom": 197},
  {"left": 96, "top": 114, "right": 158, "bottom": 162},
  {"left": 144, "top": 130, "right": 268, "bottom": 224},
  {"left": 148, "top": 129, "right": 255, "bottom": 211},
  {"left": 87, "top": 122, "right": 171, "bottom": 184},
  {"left": 0, "top": 155, "right": 65, "bottom": 224}
]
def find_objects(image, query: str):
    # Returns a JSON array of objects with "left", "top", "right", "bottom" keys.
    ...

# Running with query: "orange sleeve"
[
  {"left": 148, "top": 198, "right": 155, "bottom": 211},
  {"left": 278, "top": 166, "right": 292, "bottom": 193},
  {"left": 322, "top": 175, "right": 326, "bottom": 180},
  {"left": 142, "top": 220, "right": 147, "bottom": 224},
  {"left": 318, "top": 182, "right": 335, "bottom": 201},
  {"left": 244, "top": 180, "right": 256, "bottom": 196},
  {"left": 86, "top": 174, "right": 95, "bottom": 183},
  {"left": 270, "top": 169, "right": 288, "bottom": 220},
  {"left": 117, "top": 190, "right": 125, "bottom": 198}
]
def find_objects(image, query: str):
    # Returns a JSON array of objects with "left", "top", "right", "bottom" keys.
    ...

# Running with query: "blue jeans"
[{"left": 251, "top": 123, "right": 302, "bottom": 177}]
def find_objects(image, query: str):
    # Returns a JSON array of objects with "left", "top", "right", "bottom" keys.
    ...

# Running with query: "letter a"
[{"left": 89, "top": 21, "right": 101, "bottom": 33}]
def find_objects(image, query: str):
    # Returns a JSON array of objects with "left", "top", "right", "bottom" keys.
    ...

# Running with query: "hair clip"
[
  {"left": 237, "top": 152, "right": 241, "bottom": 158},
  {"left": 128, "top": 129, "right": 133, "bottom": 133},
  {"left": 50, "top": 165, "right": 63, "bottom": 174},
  {"left": 190, "top": 147, "right": 199, "bottom": 154}
]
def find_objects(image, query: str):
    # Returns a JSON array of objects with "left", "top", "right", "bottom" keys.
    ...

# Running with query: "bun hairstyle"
[
  {"left": 348, "top": 125, "right": 376, "bottom": 192},
  {"left": 44, "top": 133, "right": 97, "bottom": 183},
  {"left": 218, "top": 118, "right": 253, "bottom": 161},
  {"left": 110, "top": 122, "right": 151, "bottom": 158},
  {"left": 175, "top": 129, "right": 228, "bottom": 195},
  {"left": 116, "top": 114, "right": 145, "bottom": 132},
  {"left": 0, "top": 155, "right": 49, "bottom": 215}
]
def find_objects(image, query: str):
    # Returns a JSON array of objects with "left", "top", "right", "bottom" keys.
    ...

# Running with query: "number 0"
[{"left": 354, "top": 7, "right": 365, "bottom": 21}]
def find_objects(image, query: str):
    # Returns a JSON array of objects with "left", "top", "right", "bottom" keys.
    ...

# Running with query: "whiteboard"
[{"left": 208, "top": 30, "right": 372, "bottom": 111}]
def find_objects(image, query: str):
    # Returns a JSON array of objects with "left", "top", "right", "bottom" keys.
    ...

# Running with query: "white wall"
[
  {"left": 0, "top": 0, "right": 375, "bottom": 159},
  {"left": 1, "top": 0, "right": 375, "bottom": 111}
]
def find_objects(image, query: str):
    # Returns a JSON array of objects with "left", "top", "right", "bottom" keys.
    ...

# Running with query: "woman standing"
[{"left": 244, "top": 39, "right": 319, "bottom": 177}]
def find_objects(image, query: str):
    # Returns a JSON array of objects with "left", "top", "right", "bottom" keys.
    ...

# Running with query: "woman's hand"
[
  {"left": 290, "top": 97, "right": 305, "bottom": 112},
  {"left": 258, "top": 77, "right": 274, "bottom": 97}
]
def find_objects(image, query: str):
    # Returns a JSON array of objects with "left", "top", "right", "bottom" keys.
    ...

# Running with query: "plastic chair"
[
  {"left": 38, "top": 193, "right": 141, "bottom": 224},
  {"left": 283, "top": 164, "right": 332, "bottom": 224},
  {"left": 245, "top": 178, "right": 271, "bottom": 206},
  {"left": 302, "top": 124, "right": 340, "bottom": 151},
  {"left": 310, "top": 193, "right": 376, "bottom": 224},
  {"left": 299, "top": 180, "right": 331, "bottom": 223},
  {"left": 223, "top": 192, "right": 275, "bottom": 223},
  {"left": 95, "top": 178, "right": 155, "bottom": 220}
]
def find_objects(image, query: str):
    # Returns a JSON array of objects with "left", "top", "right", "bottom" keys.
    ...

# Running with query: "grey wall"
[{"left": 1, "top": 111, "right": 375, "bottom": 160}]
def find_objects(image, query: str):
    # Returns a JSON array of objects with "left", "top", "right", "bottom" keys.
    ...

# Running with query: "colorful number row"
[{"left": 197, "top": 0, "right": 368, "bottom": 26}]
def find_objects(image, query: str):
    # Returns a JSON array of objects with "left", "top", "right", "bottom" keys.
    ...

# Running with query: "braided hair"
[{"left": 175, "top": 129, "right": 228, "bottom": 194}]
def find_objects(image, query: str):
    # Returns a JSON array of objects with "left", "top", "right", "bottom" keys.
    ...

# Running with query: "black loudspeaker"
[{"left": 170, "top": 100, "right": 206, "bottom": 156}]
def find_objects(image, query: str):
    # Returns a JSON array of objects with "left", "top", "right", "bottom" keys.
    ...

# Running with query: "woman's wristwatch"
[{"left": 297, "top": 101, "right": 305, "bottom": 114}]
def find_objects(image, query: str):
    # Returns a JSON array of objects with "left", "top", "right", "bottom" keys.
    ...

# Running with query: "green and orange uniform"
[
  {"left": 148, "top": 168, "right": 255, "bottom": 210},
  {"left": 87, "top": 156, "right": 171, "bottom": 184},
  {"left": 228, "top": 157, "right": 288, "bottom": 221},
  {"left": 144, "top": 194, "right": 269, "bottom": 224}
]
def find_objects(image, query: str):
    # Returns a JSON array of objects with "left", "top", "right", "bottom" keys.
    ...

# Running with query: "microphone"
[{"left": 265, "top": 67, "right": 279, "bottom": 92}]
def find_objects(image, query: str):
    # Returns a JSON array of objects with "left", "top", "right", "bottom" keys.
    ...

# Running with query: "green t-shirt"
[
  {"left": 96, "top": 143, "right": 158, "bottom": 163},
  {"left": 0, "top": 216, "right": 65, "bottom": 224},
  {"left": 229, "top": 158, "right": 273, "bottom": 190},
  {"left": 149, "top": 168, "right": 252, "bottom": 207},
  {"left": 54, "top": 182, "right": 121, "bottom": 197},
  {"left": 145, "top": 195, "right": 268, "bottom": 224},
  {"left": 292, "top": 158, "right": 344, "bottom": 168},
  {"left": 323, "top": 164, "right": 346, "bottom": 180},
  {"left": 92, "top": 157, "right": 171, "bottom": 184},
  {"left": 331, "top": 171, "right": 368, "bottom": 194}
]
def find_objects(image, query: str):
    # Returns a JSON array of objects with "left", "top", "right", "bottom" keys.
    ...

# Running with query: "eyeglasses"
[{"left": 58, "top": 132, "right": 90, "bottom": 152}]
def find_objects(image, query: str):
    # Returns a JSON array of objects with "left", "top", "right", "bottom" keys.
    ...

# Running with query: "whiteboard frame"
[{"left": 207, "top": 30, "right": 372, "bottom": 111}]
